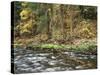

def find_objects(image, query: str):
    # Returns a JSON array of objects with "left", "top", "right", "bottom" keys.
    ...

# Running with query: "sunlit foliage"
[{"left": 14, "top": 2, "right": 97, "bottom": 46}]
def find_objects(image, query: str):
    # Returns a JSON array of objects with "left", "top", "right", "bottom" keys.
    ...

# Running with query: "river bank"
[{"left": 13, "top": 38, "right": 97, "bottom": 55}]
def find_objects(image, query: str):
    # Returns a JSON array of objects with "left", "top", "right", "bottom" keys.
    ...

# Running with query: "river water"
[{"left": 12, "top": 48, "right": 97, "bottom": 74}]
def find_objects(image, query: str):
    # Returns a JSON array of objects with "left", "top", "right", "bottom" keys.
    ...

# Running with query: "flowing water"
[{"left": 12, "top": 48, "right": 97, "bottom": 74}]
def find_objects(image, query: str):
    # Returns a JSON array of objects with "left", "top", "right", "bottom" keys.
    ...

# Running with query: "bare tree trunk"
[{"left": 46, "top": 6, "right": 52, "bottom": 39}]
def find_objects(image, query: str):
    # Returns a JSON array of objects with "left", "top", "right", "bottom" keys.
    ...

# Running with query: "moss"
[
  {"left": 40, "top": 44, "right": 63, "bottom": 49},
  {"left": 14, "top": 41, "right": 96, "bottom": 50},
  {"left": 14, "top": 38, "right": 97, "bottom": 54}
]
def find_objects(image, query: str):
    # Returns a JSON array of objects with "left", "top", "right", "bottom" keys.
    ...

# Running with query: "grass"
[
  {"left": 39, "top": 43, "right": 96, "bottom": 51},
  {"left": 13, "top": 38, "right": 97, "bottom": 54}
]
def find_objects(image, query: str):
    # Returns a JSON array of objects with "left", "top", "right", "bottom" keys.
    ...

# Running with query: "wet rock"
[
  {"left": 48, "top": 60, "right": 58, "bottom": 65},
  {"left": 51, "top": 56, "right": 56, "bottom": 59},
  {"left": 75, "top": 66, "right": 83, "bottom": 69},
  {"left": 45, "top": 68, "right": 55, "bottom": 72}
]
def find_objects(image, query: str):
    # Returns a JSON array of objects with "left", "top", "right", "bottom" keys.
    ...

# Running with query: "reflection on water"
[{"left": 12, "top": 48, "right": 97, "bottom": 74}]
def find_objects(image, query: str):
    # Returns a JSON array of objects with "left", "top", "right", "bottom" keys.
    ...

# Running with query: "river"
[{"left": 12, "top": 48, "right": 97, "bottom": 74}]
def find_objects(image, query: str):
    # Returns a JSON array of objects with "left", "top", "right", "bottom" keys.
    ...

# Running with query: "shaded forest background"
[{"left": 13, "top": 2, "right": 97, "bottom": 47}]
